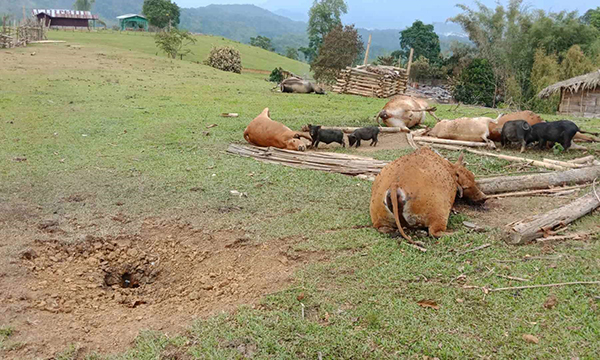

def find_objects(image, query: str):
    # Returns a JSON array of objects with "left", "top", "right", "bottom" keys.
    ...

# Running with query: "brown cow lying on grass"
[
  {"left": 370, "top": 147, "right": 486, "bottom": 243},
  {"left": 243, "top": 108, "right": 311, "bottom": 151},
  {"left": 426, "top": 115, "right": 501, "bottom": 148},
  {"left": 490, "top": 110, "right": 599, "bottom": 143},
  {"left": 376, "top": 95, "right": 437, "bottom": 132}
]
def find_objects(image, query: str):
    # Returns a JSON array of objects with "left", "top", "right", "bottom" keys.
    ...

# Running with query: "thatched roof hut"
[{"left": 538, "top": 70, "right": 600, "bottom": 118}]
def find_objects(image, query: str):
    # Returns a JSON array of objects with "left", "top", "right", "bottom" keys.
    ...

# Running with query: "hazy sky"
[{"left": 174, "top": 0, "right": 593, "bottom": 29}]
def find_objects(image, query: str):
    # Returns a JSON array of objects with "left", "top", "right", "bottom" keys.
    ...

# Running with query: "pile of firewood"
[
  {"left": 1, "top": 18, "right": 48, "bottom": 49},
  {"left": 333, "top": 65, "right": 408, "bottom": 98}
]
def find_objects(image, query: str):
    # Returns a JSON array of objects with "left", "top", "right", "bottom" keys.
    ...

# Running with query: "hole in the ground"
[{"left": 120, "top": 272, "right": 139, "bottom": 288}]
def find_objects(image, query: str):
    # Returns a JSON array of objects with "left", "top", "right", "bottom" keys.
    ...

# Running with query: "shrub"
[
  {"left": 269, "top": 67, "right": 284, "bottom": 83},
  {"left": 452, "top": 58, "right": 496, "bottom": 107},
  {"left": 311, "top": 24, "right": 364, "bottom": 84},
  {"left": 204, "top": 46, "right": 242, "bottom": 74}
]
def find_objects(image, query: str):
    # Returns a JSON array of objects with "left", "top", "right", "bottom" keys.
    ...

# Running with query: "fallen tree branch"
[
  {"left": 569, "top": 155, "right": 595, "bottom": 164},
  {"left": 504, "top": 190, "right": 600, "bottom": 244},
  {"left": 496, "top": 274, "right": 529, "bottom": 282},
  {"left": 536, "top": 232, "right": 593, "bottom": 243},
  {"left": 490, "top": 281, "right": 600, "bottom": 292},
  {"left": 457, "top": 243, "right": 491, "bottom": 256}
]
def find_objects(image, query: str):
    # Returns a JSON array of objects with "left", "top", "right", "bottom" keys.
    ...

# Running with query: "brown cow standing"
[
  {"left": 376, "top": 95, "right": 437, "bottom": 132},
  {"left": 243, "top": 108, "right": 310, "bottom": 151},
  {"left": 370, "top": 147, "right": 486, "bottom": 242}
]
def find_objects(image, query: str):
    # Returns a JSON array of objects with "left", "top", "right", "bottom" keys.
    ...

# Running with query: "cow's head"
[
  {"left": 452, "top": 154, "right": 486, "bottom": 204},
  {"left": 285, "top": 138, "right": 306, "bottom": 151},
  {"left": 313, "top": 85, "right": 326, "bottom": 95}
]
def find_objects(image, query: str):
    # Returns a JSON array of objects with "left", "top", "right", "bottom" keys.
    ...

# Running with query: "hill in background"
[{"left": 1, "top": 2, "right": 469, "bottom": 61}]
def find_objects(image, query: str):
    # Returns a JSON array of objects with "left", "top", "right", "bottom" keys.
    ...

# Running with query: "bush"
[
  {"left": 452, "top": 58, "right": 496, "bottom": 107},
  {"left": 311, "top": 24, "right": 364, "bottom": 84},
  {"left": 269, "top": 67, "right": 284, "bottom": 83},
  {"left": 204, "top": 46, "right": 242, "bottom": 74}
]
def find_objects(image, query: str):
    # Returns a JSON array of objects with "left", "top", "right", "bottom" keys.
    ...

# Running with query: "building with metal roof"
[
  {"left": 32, "top": 9, "right": 99, "bottom": 29},
  {"left": 116, "top": 14, "right": 148, "bottom": 31}
]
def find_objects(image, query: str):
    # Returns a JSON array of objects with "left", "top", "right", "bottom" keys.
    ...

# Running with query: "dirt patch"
[{"left": 2, "top": 220, "right": 325, "bottom": 358}]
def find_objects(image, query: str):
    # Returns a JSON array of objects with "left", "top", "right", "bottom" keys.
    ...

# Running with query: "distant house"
[
  {"left": 117, "top": 14, "right": 148, "bottom": 31},
  {"left": 32, "top": 9, "right": 99, "bottom": 29},
  {"left": 538, "top": 70, "right": 600, "bottom": 118}
]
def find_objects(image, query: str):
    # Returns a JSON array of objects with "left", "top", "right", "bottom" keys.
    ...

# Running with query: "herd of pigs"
[{"left": 242, "top": 90, "right": 599, "bottom": 246}]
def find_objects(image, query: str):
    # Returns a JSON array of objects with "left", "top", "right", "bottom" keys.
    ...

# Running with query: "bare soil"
[{"left": 2, "top": 219, "right": 325, "bottom": 358}]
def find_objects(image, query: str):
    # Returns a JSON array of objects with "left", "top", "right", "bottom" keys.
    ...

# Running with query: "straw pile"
[{"left": 333, "top": 65, "right": 408, "bottom": 98}]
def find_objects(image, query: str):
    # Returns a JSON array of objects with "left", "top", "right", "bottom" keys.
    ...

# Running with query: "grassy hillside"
[
  {"left": 1, "top": 35, "right": 599, "bottom": 359},
  {"left": 48, "top": 30, "right": 311, "bottom": 76}
]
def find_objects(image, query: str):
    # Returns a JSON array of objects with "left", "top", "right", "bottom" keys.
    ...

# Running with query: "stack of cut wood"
[
  {"left": 333, "top": 65, "right": 408, "bottom": 98},
  {"left": 0, "top": 18, "right": 48, "bottom": 49}
]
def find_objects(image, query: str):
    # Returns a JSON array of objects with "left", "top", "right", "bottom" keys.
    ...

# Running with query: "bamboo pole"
[
  {"left": 363, "top": 34, "right": 372, "bottom": 66},
  {"left": 406, "top": 48, "right": 414, "bottom": 80},
  {"left": 413, "top": 136, "right": 489, "bottom": 148}
]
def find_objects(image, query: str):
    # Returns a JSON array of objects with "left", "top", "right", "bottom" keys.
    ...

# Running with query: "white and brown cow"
[
  {"left": 376, "top": 95, "right": 437, "bottom": 132},
  {"left": 243, "top": 108, "right": 311, "bottom": 151},
  {"left": 370, "top": 147, "right": 486, "bottom": 241},
  {"left": 426, "top": 115, "right": 501, "bottom": 148}
]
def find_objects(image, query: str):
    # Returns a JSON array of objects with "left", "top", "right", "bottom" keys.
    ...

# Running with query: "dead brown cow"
[
  {"left": 243, "top": 108, "right": 311, "bottom": 151},
  {"left": 370, "top": 147, "right": 486, "bottom": 242},
  {"left": 426, "top": 115, "right": 501, "bottom": 148},
  {"left": 376, "top": 95, "right": 437, "bottom": 132},
  {"left": 490, "top": 110, "right": 599, "bottom": 142}
]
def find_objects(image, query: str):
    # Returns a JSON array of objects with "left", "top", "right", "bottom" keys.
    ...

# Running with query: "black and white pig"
[
  {"left": 501, "top": 120, "right": 531, "bottom": 153},
  {"left": 307, "top": 124, "right": 345, "bottom": 148},
  {"left": 526, "top": 120, "right": 598, "bottom": 151},
  {"left": 347, "top": 126, "right": 380, "bottom": 147}
]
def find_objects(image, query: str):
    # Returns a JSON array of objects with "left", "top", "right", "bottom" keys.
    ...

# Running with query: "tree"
[
  {"left": 582, "top": 7, "right": 600, "bottom": 29},
  {"left": 299, "top": 47, "right": 317, "bottom": 63},
  {"left": 307, "top": 0, "right": 348, "bottom": 62},
  {"left": 143, "top": 0, "right": 180, "bottom": 29},
  {"left": 560, "top": 45, "right": 595, "bottom": 80},
  {"left": 311, "top": 24, "right": 363, "bottom": 83},
  {"left": 285, "top": 47, "right": 299, "bottom": 60},
  {"left": 249, "top": 36, "right": 274, "bottom": 51},
  {"left": 73, "top": 0, "right": 95, "bottom": 11},
  {"left": 530, "top": 47, "right": 560, "bottom": 112},
  {"left": 154, "top": 29, "right": 196, "bottom": 59},
  {"left": 399, "top": 20, "right": 441, "bottom": 63},
  {"left": 452, "top": 58, "right": 496, "bottom": 107}
]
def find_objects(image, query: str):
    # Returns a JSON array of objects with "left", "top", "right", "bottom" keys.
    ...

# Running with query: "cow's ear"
[{"left": 455, "top": 153, "right": 464, "bottom": 166}]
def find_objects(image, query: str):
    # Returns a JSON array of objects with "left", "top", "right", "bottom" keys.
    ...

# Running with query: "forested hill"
[{"left": 1, "top": 2, "right": 468, "bottom": 59}]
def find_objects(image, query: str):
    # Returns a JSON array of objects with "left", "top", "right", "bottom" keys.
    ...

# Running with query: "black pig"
[
  {"left": 501, "top": 120, "right": 531, "bottom": 153},
  {"left": 347, "top": 126, "right": 380, "bottom": 147},
  {"left": 307, "top": 124, "right": 345, "bottom": 148},
  {"left": 526, "top": 120, "right": 598, "bottom": 151}
]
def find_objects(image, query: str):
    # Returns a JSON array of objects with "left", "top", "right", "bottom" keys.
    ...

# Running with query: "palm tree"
[{"left": 73, "top": 0, "right": 96, "bottom": 12}]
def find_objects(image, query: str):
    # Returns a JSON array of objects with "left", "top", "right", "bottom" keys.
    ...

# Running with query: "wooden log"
[
  {"left": 476, "top": 166, "right": 600, "bottom": 195},
  {"left": 487, "top": 184, "right": 589, "bottom": 199},
  {"left": 504, "top": 190, "right": 600, "bottom": 244},
  {"left": 414, "top": 136, "right": 489, "bottom": 148}
]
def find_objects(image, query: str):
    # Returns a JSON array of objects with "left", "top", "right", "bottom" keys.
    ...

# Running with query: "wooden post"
[
  {"left": 406, "top": 48, "right": 414, "bottom": 80},
  {"left": 363, "top": 34, "right": 372, "bottom": 66}
]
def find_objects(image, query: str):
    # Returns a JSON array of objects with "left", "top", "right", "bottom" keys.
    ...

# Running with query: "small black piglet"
[
  {"left": 308, "top": 124, "right": 345, "bottom": 148},
  {"left": 526, "top": 120, "right": 598, "bottom": 151},
  {"left": 347, "top": 126, "right": 380, "bottom": 147},
  {"left": 501, "top": 120, "right": 531, "bottom": 153}
]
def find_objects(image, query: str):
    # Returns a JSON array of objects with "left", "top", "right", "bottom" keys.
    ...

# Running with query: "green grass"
[
  {"left": 1, "top": 34, "right": 599, "bottom": 359},
  {"left": 48, "top": 30, "right": 311, "bottom": 76}
]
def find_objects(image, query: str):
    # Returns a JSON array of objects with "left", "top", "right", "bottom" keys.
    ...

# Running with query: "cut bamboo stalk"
[
  {"left": 569, "top": 155, "right": 595, "bottom": 164},
  {"left": 487, "top": 184, "right": 588, "bottom": 199},
  {"left": 427, "top": 144, "right": 566, "bottom": 171},
  {"left": 504, "top": 190, "right": 600, "bottom": 244},
  {"left": 542, "top": 158, "right": 584, "bottom": 168},
  {"left": 414, "top": 136, "right": 489, "bottom": 148}
]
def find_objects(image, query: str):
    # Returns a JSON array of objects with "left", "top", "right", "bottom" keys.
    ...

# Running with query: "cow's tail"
[
  {"left": 390, "top": 184, "right": 411, "bottom": 242},
  {"left": 375, "top": 110, "right": 387, "bottom": 125}
]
